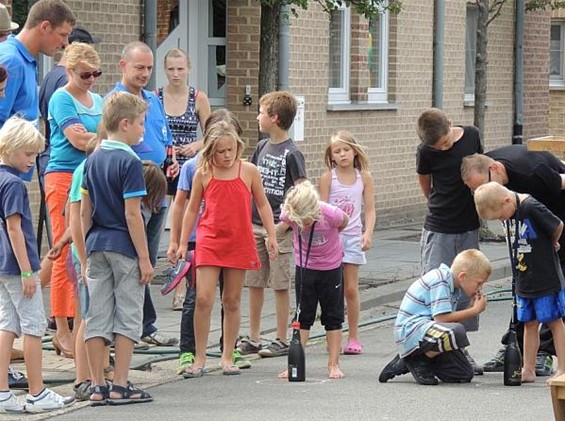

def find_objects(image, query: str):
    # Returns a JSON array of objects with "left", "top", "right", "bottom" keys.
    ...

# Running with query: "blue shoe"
[{"left": 160, "top": 259, "right": 190, "bottom": 295}]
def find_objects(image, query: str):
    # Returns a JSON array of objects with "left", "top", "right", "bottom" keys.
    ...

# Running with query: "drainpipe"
[
  {"left": 279, "top": 4, "right": 291, "bottom": 91},
  {"left": 513, "top": 0, "right": 524, "bottom": 144},
  {"left": 433, "top": 0, "right": 445, "bottom": 108},
  {"left": 144, "top": 0, "right": 158, "bottom": 91}
]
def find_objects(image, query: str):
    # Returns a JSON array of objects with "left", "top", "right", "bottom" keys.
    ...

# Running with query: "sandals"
[
  {"left": 107, "top": 382, "right": 153, "bottom": 405},
  {"left": 343, "top": 339, "right": 363, "bottom": 355},
  {"left": 222, "top": 364, "right": 241, "bottom": 376},
  {"left": 183, "top": 366, "right": 206, "bottom": 379},
  {"left": 89, "top": 383, "right": 110, "bottom": 407}
]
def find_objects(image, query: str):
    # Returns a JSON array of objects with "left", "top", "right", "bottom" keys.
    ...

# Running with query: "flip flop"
[
  {"left": 183, "top": 366, "right": 206, "bottom": 379},
  {"left": 222, "top": 364, "right": 241, "bottom": 376},
  {"left": 343, "top": 339, "right": 363, "bottom": 355}
]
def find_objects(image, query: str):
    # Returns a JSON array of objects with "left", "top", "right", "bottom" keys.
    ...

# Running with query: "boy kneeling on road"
[{"left": 379, "top": 249, "right": 490, "bottom": 385}]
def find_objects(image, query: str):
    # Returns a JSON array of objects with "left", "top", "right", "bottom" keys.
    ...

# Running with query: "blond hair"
[
  {"left": 0, "top": 116, "right": 45, "bottom": 161},
  {"left": 417, "top": 108, "right": 450, "bottom": 146},
  {"left": 198, "top": 120, "right": 246, "bottom": 174},
  {"left": 473, "top": 181, "right": 513, "bottom": 220},
  {"left": 460, "top": 153, "right": 494, "bottom": 182},
  {"left": 64, "top": 42, "right": 100, "bottom": 70},
  {"left": 451, "top": 249, "right": 492, "bottom": 279},
  {"left": 164, "top": 48, "right": 191, "bottom": 69},
  {"left": 102, "top": 92, "right": 148, "bottom": 134},
  {"left": 324, "top": 130, "right": 370, "bottom": 171},
  {"left": 259, "top": 91, "right": 297, "bottom": 131},
  {"left": 282, "top": 180, "right": 321, "bottom": 230}
]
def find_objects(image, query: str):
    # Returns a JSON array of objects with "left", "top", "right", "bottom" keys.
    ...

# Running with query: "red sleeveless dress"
[{"left": 195, "top": 162, "right": 260, "bottom": 270}]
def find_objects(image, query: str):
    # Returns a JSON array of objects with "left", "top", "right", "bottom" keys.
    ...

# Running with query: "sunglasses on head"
[{"left": 78, "top": 70, "right": 103, "bottom": 80}]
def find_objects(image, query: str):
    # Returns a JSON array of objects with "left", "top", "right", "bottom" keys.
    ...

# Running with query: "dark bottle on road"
[
  {"left": 163, "top": 145, "right": 174, "bottom": 180},
  {"left": 288, "top": 320, "right": 305, "bottom": 382},
  {"left": 503, "top": 329, "right": 522, "bottom": 386}
]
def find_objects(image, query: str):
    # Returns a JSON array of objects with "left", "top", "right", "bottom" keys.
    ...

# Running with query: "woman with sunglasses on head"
[{"left": 45, "top": 42, "right": 103, "bottom": 359}]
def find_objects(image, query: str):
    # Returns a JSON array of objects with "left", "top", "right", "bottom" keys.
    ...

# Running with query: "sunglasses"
[{"left": 77, "top": 70, "right": 103, "bottom": 80}]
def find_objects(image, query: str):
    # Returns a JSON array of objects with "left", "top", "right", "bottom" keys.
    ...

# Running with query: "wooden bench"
[
  {"left": 527, "top": 136, "right": 565, "bottom": 160},
  {"left": 551, "top": 373, "right": 565, "bottom": 420}
]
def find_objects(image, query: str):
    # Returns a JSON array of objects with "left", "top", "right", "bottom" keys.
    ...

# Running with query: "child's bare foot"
[
  {"left": 328, "top": 364, "right": 344, "bottom": 379},
  {"left": 521, "top": 368, "right": 536, "bottom": 383},
  {"left": 278, "top": 369, "right": 288, "bottom": 379}
]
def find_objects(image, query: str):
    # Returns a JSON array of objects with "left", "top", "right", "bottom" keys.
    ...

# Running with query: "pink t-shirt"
[{"left": 281, "top": 201, "right": 346, "bottom": 271}]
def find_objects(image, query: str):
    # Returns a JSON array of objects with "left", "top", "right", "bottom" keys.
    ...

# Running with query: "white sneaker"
[
  {"left": 25, "top": 388, "right": 75, "bottom": 413},
  {"left": 0, "top": 392, "right": 24, "bottom": 413}
]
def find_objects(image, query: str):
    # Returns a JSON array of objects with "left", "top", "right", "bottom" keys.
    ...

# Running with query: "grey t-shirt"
[{"left": 250, "top": 138, "right": 307, "bottom": 225}]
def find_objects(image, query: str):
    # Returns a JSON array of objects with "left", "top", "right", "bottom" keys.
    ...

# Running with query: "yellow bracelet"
[{"left": 20, "top": 271, "right": 33, "bottom": 278}]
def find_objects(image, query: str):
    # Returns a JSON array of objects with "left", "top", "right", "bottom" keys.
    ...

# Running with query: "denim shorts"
[
  {"left": 72, "top": 255, "right": 89, "bottom": 319},
  {"left": 341, "top": 234, "right": 366, "bottom": 265},
  {"left": 517, "top": 289, "right": 565, "bottom": 324}
]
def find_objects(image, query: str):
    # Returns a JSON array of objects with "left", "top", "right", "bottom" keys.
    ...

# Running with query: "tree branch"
[{"left": 487, "top": 0, "right": 508, "bottom": 26}]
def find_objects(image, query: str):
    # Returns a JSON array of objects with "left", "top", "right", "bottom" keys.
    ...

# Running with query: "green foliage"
[
  {"left": 259, "top": 0, "right": 402, "bottom": 20},
  {"left": 526, "top": 0, "right": 565, "bottom": 11},
  {"left": 11, "top": 0, "right": 28, "bottom": 33}
]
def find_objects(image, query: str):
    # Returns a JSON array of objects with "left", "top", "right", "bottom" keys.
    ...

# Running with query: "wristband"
[{"left": 20, "top": 271, "right": 33, "bottom": 278}]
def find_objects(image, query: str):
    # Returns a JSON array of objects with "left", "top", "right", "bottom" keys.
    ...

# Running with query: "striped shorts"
[{"left": 0, "top": 273, "right": 47, "bottom": 337}]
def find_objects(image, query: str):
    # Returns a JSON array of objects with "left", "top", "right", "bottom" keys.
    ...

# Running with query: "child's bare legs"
[
  {"left": 547, "top": 318, "right": 565, "bottom": 380},
  {"left": 24, "top": 334, "right": 46, "bottom": 395},
  {"left": 73, "top": 302, "right": 90, "bottom": 384},
  {"left": 327, "top": 329, "right": 344, "bottom": 379},
  {"left": 193, "top": 266, "right": 221, "bottom": 369},
  {"left": 248, "top": 286, "right": 264, "bottom": 343},
  {"left": 109, "top": 334, "right": 135, "bottom": 398},
  {"left": 522, "top": 320, "right": 539, "bottom": 382},
  {"left": 221, "top": 268, "right": 245, "bottom": 366},
  {"left": 86, "top": 337, "right": 107, "bottom": 400},
  {"left": 274, "top": 289, "right": 290, "bottom": 342},
  {"left": 343, "top": 263, "right": 360, "bottom": 344},
  {"left": 0, "top": 331, "right": 15, "bottom": 391}
]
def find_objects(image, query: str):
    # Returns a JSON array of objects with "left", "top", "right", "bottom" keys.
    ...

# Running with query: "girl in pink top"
[
  {"left": 279, "top": 181, "right": 348, "bottom": 379},
  {"left": 319, "top": 131, "right": 376, "bottom": 355}
]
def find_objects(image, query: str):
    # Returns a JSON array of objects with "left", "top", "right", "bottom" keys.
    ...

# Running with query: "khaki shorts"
[{"left": 244, "top": 224, "right": 293, "bottom": 290}]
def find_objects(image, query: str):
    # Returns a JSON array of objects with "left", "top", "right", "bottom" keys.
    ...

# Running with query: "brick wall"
[
  {"left": 549, "top": 8, "right": 565, "bottom": 136},
  {"left": 156, "top": 0, "right": 177, "bottom": 45}
]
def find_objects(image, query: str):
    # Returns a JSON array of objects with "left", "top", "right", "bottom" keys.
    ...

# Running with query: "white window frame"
[
  {"left": 328, "top": 5, "right": 351, "bottom": 105},
  {"left": 550, "top": 21, "right": 565, "bottom": 90},
  {"left": 465, "top": 3, "right": 479, "bottom": 103},
  {"left": 367, "top": 9, "right": 388, "bottom": 103}
]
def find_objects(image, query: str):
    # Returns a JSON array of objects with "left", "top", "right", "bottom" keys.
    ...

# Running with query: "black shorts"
[{"left": 294, "top": 265, "right": 344, "bottom": 331}]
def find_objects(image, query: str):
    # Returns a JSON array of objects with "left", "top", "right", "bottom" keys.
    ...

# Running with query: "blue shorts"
[{"left": 517, "top": 289, "right": 565, "bottom": 324}]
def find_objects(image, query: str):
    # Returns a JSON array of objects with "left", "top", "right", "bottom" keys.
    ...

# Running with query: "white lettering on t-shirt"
[{"left": 258, "top": 149, "right": 289, "bottom": 199}]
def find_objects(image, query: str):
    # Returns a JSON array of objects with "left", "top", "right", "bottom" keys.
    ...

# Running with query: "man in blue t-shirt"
[
  {"left": 0, "top": 0, "right": 75, "bottom": 181},
  {"left": 107, "top": 41, "right": 178, "bottom": 346}
]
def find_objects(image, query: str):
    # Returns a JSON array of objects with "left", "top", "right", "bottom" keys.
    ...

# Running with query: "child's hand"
[
  {"left": 21, "top": 275, "right": 36, "bottom": 299},
  {"left": 361, "top": 232, "right": 372, "bottom": 251},
  {"left": 167, "top": 242, "right": 178, "bottom": 265},
  {"left": 472, "top": 293, "right": 487, "bottom": 313},
  {"left": 47, "top": 242, "right": 64, "bottom": 260},
  {"left": 138, "top": 258, "right": 154, "bottom": 285},
  {"left": 267, "top": 237, "right": 279, "bottom": 260},
  {"left": 175, "top": 246, "right": 188, "bottom": 265}
]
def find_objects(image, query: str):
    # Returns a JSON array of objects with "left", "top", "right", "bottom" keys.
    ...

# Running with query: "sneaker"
[
  {"left": 177, "top": 352, "right": 195, "bottom": 375},
  {"left": 535, "top": 351, "right": 554, "bottom": 377},
  {"left": 8, "top": 366, "right": 28, "bottom": 390},
  {"left": 233, "top": 349, "right": 252, "bottom": 369},
  {"left": 172, "top": 295, "right": 184, "bottom": 311},
  {"left": 0, "top": 392, "right": 24, "bottom": 413},
  {"left": 25, "top": 388, "right": 75, "bottom": 413},
  {"left": 258, "top": 338, "right": 289, "bottom": 358},
  {"left": 462, "top": 348, "right": 484, "bottom": 375},
  {"left": 141, "top": 331, "right": 179, "bottom": 346},
  {"left": 378, "top": 354, "right": 409, "bottom": 383},
  {"left": 73, "top": 380, "right": 92, "bottom": 401},
  {"left": 404, "top": 355, "right": 439, "bottom": 386},
  {"left": 482, "top": 346, "right": 506, "bottom": 372},
  {"left": 237, "top": 336, "right": 262, "bottom": 355},
  {"left": 160, "top": 260, "right": 190, "bottom": 296}
]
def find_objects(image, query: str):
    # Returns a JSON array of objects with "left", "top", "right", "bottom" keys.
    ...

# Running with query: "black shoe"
[
  {"left": 379, "top": 354, "right": 409, "bottom": 383},
  {"left": 8, "top": 366, "right": 28, "bottom": 390},
  {"left": 404, "top": 355, "right": 439, "bottom": 385},
  {"left": 462, "top": 348, "right": 484, "bottom": 375},
  {"left": 483, "top": 346, "right": 505, "bottom": 373}
]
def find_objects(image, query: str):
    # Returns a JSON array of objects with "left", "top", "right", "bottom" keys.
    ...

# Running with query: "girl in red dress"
[{"left": 177, "top": 120, "right": 278, "bottom": 376}]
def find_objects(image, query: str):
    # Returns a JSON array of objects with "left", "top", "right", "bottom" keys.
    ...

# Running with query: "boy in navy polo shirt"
[
  {"left": 81, "top": 92, "right": 153, "bottom": 405},
  {"left": 0, "top": 116, "right": 74, "bottom": 413}
]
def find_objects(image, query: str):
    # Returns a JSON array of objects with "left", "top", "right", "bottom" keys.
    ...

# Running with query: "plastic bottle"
[
  {"left": 288, "top": 320, "right": 305, "bottom": 382},
  {"left": 503, "top": 329, "right": 522, "bottom": 386}
]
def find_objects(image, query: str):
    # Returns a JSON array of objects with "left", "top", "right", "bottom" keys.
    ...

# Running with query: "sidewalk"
[{"left": 11, "top": 222, "right": 512, "bottom": 419}]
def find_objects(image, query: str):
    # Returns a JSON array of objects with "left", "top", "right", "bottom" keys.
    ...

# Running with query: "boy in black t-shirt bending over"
[{"left": 416, "top": 108, "right": 483, "bottom": 374}]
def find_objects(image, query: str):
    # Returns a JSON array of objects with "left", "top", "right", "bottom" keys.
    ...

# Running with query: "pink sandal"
[{"left": 343, "top": 339, "right": 363, "bottom": 355}]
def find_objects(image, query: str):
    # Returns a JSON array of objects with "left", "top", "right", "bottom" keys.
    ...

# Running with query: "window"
[
  {"left": 367, "top": 11, "right": 388, "bottom": 103},
  {"left": 550, "top": 22, "right": 565, "bottom": 89},
  {"left": 328, "top": 6, "right": 351, "bottom": 104},
  {"left": 465, "top": 4, "right": 479, "bottom": 102}
]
